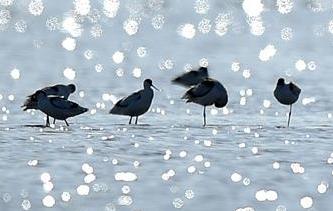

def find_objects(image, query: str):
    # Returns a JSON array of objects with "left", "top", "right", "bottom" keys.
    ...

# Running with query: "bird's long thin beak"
[{"left": 152, "top": 84, "right": 160, "bottom": 91}]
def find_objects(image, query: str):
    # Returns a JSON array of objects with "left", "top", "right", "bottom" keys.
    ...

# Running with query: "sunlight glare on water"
[{"left": 0, "top": 0, "right": 332, "bottom": 210}]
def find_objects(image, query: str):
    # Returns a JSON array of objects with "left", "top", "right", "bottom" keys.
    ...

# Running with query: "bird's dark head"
[
  {"left": 68, "top": 84, "right": 76, "bottom": 93},
  {"left": 144, "top": 79, "right": 159, "bottom": 91},
  {"left": 144, "top": 79, "right": 153, "bottom": 86},
  {"left": 277, "top": 78, "right": 285, "bottom": 86},
  {"left": 35, "top": 90, "right": 47, "bottom": 100},
  {"left": 199, "top": 66, "right": 208, "bottom": 73}
]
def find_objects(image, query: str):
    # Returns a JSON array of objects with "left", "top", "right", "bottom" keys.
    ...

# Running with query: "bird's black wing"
[
  {"left": 172, "top": 71, "right": 199, "bottom": 84},
  {"left": 289, "top": 82, "right": 301, "bottom": 96},
  {"left": 182, "top": 80, "right": 215, "bottom": 100},
  {"left": 50, "top": 97, "right": 78, "bottom": 109},
  {"left": 115, "top": 91, "right": 142, "bottom": 107}
]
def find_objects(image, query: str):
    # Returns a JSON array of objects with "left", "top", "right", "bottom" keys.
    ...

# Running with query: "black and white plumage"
[
  {"left": 172, "top": 67, "right": 209, "bottom": 87},
  {"left": 109, "top": 79, "right": 158, "bottom": 124},
  {"left": 22, "top": 84, "right": 76, "bottom": 126},
  {"left": 182, "top": 78, "right": 228, "bottom": 126},
  {"left": 35, "top": 91, "right": 88, "bottom": 126},
  {"left": 274, "top": 78, "right": 301, "bottom": 127}
]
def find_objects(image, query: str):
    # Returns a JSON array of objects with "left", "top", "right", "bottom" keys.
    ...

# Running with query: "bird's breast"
[{"left": 274, "top": 86, "right": 299, "bottom": 105}]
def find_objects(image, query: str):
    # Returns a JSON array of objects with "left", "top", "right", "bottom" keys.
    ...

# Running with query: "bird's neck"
[{"left": 144, "top": 86, "right": 152, "bottom": 90}]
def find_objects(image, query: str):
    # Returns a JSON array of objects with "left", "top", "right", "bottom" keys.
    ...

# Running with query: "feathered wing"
[
  {"left": 117, "top": 91, "right": 142, "bottom": 107},
  {"left": 182, "top": 80, "right": 215, "bottom": 102},
  {"left": 110, "top": 91, "right": 142, "bottom": 114},
  {"left": 172, "top": 68, "right": 210, "bottom": 87},
  {"left": 22, "top": 87, "right": 59, "bottom": 110},
  {"left": 289, "top": 82, "right": 301, "bottom": 97},
  {"left": 41, "top": 85, "right": 59, "bottom": 94},
  {"left": 50, "top": 97, "right": 78, "bottom": 109},
  {"left": 22, "top": 84, "right": 72, "bottom": 110},
  {"left": 49, "top": 97, "right": 88, "bottom": 115},
  {"left": 172, "top": 71, "right": 199, "bottom": 84},
  {"left": 42, "top": 85, "right": 72, "bottom": 99}
]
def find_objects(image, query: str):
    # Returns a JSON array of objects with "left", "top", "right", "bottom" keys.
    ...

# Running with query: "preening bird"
[
  {"left": 109, "top": 79, "right": 158, "bottom": 124},
  {"left": 35, "top": 90, "right": 88, "bottom": 126},
  {"left": 172, "top": 66, "right": 209, "bottom": 87},
  {"left": 182, "top": 78, "right": 228, "bottom": 126},
  {"left": 22, "top": 84, "right": 76, "bottom": 126},
  {"left": 273, "top": 78, "right": 301, "bottom": 127}
]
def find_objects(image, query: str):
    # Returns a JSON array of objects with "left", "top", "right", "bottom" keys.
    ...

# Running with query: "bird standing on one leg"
[
  {"left": 273, "top": 78, "right": 301, "bottom": 127},
  {"left": 109, "top": 79, "right": 158, "bottom": 125},
  {"left": 182, "top": 78, "right": 228, "bottom": 126}
]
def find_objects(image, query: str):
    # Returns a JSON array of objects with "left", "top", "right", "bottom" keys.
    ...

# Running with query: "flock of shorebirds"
[{"left": 22, "top": 66, "right": 301, "bottom": 127}]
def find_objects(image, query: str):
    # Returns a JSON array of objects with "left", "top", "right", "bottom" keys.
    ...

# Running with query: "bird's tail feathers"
[
  {"left": 172, "top": 77, "right": 181, "bottom": 84},
  {"left": 22, "top": 95, "right": 38, "bottom": 110},
  {"left": 181, "top": 93, "right": 193, "bottom": 103},
  {"left": 109, "top": 106, "right": 123, "bottom": 115}
]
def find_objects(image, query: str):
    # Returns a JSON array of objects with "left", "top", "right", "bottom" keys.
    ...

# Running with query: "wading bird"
[
  {"left": 22, "top": 84, "right": 76, "bottom": 126},
  {"left": 110, "top": 79, "right": 158, "bottom": 124},
  {"left": 182, "top": 78, "right": 228, "bottom": 126},
  {"left": 273, "top": 78, "right": 301, "bottom": 127},
  {"left": 35, "top": 90, "right": 88, "bottom": 126}
]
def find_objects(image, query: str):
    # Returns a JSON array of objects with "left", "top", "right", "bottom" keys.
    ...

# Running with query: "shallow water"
[{"left": 0, "top": 0, "right": 333, "bottom": 210}]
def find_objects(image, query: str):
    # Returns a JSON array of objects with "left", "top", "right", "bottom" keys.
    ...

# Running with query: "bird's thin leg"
[
  {"left": 46, "top": 115, "right": 50, "bottom": 127},
  {"left": 135, "top": 116, "right": 138, "bottom": 125},
  {"left": 287, "top": 104, "right": 292, "bottom": 128},
  {"left": 53, "top": 118, "right": 56, "bottom": 124},
  {"left": 64, "top": 120, "right": 69, "bottom": 126},
  {"left": 203, "top": 106, "right": 206, "bottom": 126},
  {"left": 129, "top": 116, "right": 132, "bottom": 124}
]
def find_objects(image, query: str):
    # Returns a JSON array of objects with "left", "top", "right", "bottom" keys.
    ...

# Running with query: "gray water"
[{"left": 0, "top": 0, "right": 333, "bottom": 210}]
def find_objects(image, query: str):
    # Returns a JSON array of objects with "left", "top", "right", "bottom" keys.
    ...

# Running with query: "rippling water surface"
[{"left": 0, "top": 0, "right": 333, "bottom": 210}]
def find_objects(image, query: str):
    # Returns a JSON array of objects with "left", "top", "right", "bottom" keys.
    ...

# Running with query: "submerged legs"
[
  {"left": 129, "top": 116, "right": 133, "bottom": 124},
  {"left": 135, "top": 116, "right": 138, "bottom": 125},
  {"left": 287, "top": 104, "right": 292, "bottom": 128},
  {"left": 203, "top": 106, "right": 206, "bottom": 126}
]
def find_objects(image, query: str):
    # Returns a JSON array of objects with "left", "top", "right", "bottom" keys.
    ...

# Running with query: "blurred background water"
[{"left": 0, "top": 0, "right": 333, "bottom": 210}]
